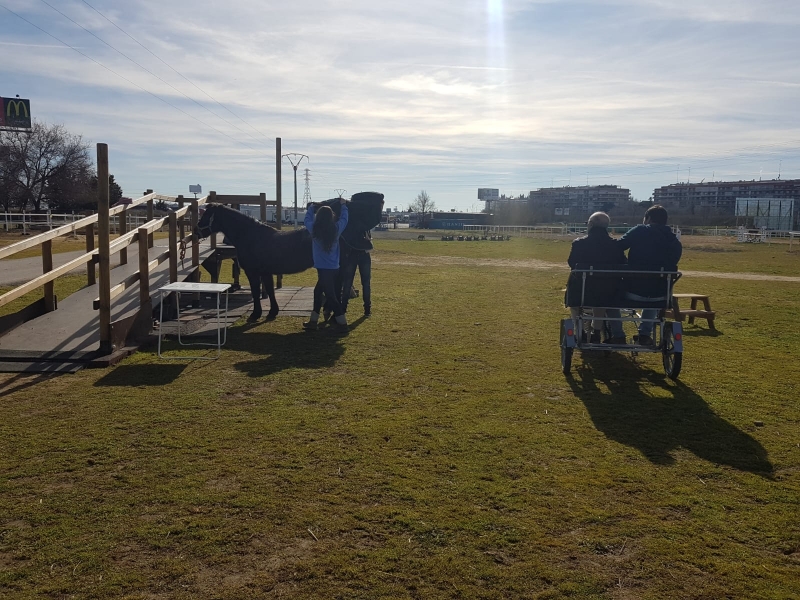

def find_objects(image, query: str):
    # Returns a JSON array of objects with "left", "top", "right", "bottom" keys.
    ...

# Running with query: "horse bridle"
[{"left": 197, "top": 212, "right": 215, "bottom": 238}]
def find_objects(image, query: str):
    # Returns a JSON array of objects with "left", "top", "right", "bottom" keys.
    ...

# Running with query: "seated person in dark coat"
[
  {"left": 616, "top": 204, "right": 682, "bottom": 346},
  {"left": 566, "top": 211, "right": 627, "bottom": 343}
]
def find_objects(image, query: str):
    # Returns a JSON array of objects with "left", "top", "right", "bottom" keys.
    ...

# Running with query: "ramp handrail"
[
  {"left": 0, "top": 195, "right": 203, "bottom": 311},
  {"left": 0, "top": 193, "right": 163, "bottom": 261}
]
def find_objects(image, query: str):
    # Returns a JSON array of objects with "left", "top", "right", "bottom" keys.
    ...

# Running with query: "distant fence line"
[
  {"left": 3, "top": 212, "right": 155, "bottom": 235},
  {"left": 462, "top": 223, "right": 800, "bottom": 240}
]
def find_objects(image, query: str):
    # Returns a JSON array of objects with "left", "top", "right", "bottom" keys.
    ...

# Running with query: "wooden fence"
[{"left": 0, "top": 139, "right": 285, "bottom": 354}]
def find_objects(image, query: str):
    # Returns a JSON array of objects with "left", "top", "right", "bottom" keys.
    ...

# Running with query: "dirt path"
[{"left": 374, "top": 255, "right": 800, "bottom": 283}]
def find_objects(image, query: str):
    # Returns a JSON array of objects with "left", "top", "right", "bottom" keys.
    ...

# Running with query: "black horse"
[
  {"left": 194, "top": 192, "right": 384, "bottom": 322},
  {"left": 195, "top": 204, "right": 313, "bottom": 321}
]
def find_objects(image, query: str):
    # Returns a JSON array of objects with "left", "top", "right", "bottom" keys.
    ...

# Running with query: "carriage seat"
[{"left": 566, "top": 264, "right": 681, "bottom": 310}]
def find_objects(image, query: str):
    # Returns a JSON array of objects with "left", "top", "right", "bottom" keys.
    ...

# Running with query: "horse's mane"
[{"left": 212, "top": 204, "right": 279, "bottom": 234}]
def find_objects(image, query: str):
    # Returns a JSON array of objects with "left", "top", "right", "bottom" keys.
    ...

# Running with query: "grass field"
[{"left": 0, "top": 234, "right": 798, "bottom": 599}]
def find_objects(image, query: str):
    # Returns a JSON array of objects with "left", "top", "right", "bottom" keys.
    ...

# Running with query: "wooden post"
[
  {"left": 145, "top": 189, "right": 154, "bottom": 248},
  {"left": 177, "top": 194, "right": 185, "bottom": 240},
  {"left": 97, "top": 143, "right": 113, "bottom": 354},
  {"left": 85, "top": 222, "right": 96, "bottom": 286},
  {"left": 276, "top": 138, "right": 282, "bottom": 229},
  {"left": 260, "top": 192, "right": 267, "bottom": 222},
  {"left": 208, "top": 191, "right": 217, "bottom": 249},
  {"left": 168, "top": 213, "right": 178, "bottom": 283},
  {"left": 119, "top": 206, "right": 128, "bottom": 265},
  {"left": 191, "top": 199, "right": 199, "bottom": 266},
  {"left": 42, "top": 239, "right": 55, "bottom": 312},
  {"left": 138, "top": 227, "right": 150, "bottom": 307},
  {"left": 276, "top": 138, "right": 283, "bottom": 289}
]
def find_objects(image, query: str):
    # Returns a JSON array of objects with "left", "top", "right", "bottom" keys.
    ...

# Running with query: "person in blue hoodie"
[
  {"left": 617, "top": 205, "right": 682, "bottom": 346},
  {"left": 303, "top": 198, "right": 349, "bottom": 333}
]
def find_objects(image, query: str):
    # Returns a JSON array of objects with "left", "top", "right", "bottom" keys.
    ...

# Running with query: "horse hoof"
[
  {"left": 248, "top": 314, "right": 261, "bottom": 323},
  {"left": 265, "top": 313, "right": 277, "bottom": 322}
]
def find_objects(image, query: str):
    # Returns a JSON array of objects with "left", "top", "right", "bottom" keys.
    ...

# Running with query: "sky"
[{"left": 2, "top": 0, "right": 799, "bottom": 213}]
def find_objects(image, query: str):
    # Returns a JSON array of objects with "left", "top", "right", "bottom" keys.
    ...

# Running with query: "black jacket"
[
  {"left": 617, "top": 223, "right": 682, "bottom": 297},
  {"left": 565, "top": 227, "right": 627, "bottom": 307},
  {"left": 311, "top": 192, "right": 384, "bottom": 251}
]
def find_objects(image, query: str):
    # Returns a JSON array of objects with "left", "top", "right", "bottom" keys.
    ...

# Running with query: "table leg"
[{"left": 671, "top": 297, "right": 683, "bottom": 321}]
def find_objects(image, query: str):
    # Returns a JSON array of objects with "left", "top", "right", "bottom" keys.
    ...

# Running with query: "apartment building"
[{"left": 528, "top": 185, "right": 631, "bottom": 217}]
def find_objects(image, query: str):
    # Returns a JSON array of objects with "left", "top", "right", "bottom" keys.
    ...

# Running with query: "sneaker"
[
  {"left": 634, "top": 334, "right": 654, "bottom": 346},
  {"left": 603, "top": 336, "right": 626, "bottom": 345},
  {"left": 327, "top": 322, "right": 349, "bottom": 336}
]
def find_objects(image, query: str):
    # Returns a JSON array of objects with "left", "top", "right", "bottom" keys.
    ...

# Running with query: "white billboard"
[
  {"left": 478, "top": 188, "right": 499, "bottom": 201},
  {"left": 735, "top": 198, "right": 794, "bottom": 230}
]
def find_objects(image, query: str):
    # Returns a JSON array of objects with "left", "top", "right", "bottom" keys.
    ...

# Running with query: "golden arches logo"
[
  {"left": 6, "top": 99, "right": 29, "bottom": 118},
  {"left": 1, "top": 97, "right": 32, "bottom": 128}
]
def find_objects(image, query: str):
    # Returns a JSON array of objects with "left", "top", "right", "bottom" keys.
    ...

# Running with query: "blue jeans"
[
  {"left": 340, "top": 250, "right": 371, "bottom": 314},
  {"left": 638, "top": 309, "right": 658, "bottom": 337},
  {"left": 313, "top": 268, "right": 343, "bottom": 317},
  {"left": 604, "top": 308, "right": 625, "bottom": 338}
]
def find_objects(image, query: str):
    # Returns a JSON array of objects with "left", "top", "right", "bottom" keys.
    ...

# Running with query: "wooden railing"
[
  {"left": 0, "top": 192, "right": 160, "bottom": 310},
  {"left": 0, "top": 140, "right": 289, "bottom": 356},
  {"left": 91, "top": 198, "right": 208, "bottom": 309},
  {"left": 0, "top": 187, "right": 208, "bottom": 353}
]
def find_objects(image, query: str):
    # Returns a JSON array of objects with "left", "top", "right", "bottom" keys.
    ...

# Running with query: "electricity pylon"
[{"left": 302, "top": 168, "right": 312, "bottom": 204}]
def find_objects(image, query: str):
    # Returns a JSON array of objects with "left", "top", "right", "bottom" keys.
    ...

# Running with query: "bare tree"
[
  {"left": 0, "top": 121, "right": 92, "bottom": 212},
  {"left": 409, "top": 190, "right": 436, "bottom": 228}
]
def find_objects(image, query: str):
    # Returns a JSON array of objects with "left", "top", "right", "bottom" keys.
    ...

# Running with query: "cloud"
[{"left": 1, "top": 0, "right": 799, "bottom": 207}]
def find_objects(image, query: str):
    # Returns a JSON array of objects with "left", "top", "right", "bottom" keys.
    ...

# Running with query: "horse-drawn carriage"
[{"left": 560, "top": 266, "right": 684, "bottom": 379}]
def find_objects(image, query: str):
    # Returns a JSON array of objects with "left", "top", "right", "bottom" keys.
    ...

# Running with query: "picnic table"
[{"left": 667, "top": 293, "right": 716, "bottom": 330}]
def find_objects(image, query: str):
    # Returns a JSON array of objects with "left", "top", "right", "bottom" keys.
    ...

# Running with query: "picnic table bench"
[{"left": 667, "top": 293, "right": 716, "bottom": 330}]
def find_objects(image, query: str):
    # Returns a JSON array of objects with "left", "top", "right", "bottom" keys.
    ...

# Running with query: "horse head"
[{"left": 195, "top": 204, "right": 222, "bottom": 239}]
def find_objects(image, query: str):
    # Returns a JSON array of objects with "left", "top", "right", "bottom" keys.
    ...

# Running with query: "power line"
[
  {"left": 78, "top": 0, "right": 274, "bottom": 144},
  {"left": 38, "top": 0, "right": 267, "bottom": 150},
  {"left": 1, "top": 3, "right": 262, "bottom": 152}
]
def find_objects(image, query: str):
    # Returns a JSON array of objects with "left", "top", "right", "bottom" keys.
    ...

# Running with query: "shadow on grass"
[
  {"left": 567, "top": 353, "right": 773, "bottom": 477},
  {"left": 680, "top": 327, "right": 724, "bottom": 338},
  {"left": 0, "top": 372, "right": 61, "bottom": 396},
  {"left": 230, "top": 329, "right": 345, "bottom": 378},
  {"left": 94, "top": 364, "right": 187, "bottom": 386}
]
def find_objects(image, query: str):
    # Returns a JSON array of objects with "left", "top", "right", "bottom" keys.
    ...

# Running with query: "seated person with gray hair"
[{"left": 565, "top": 211, "right": 627, "bottom": 343}]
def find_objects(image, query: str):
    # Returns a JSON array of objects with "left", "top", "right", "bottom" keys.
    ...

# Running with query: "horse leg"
[
  {"left": 244, "top": 268, "right": 262, "bottom": 321},
  {"left": 264, "top": 275, "right": 279, "bottom": 321}
]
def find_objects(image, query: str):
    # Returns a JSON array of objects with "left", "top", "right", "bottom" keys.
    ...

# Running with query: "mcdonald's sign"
[{"left": 0, "top": 97, "right": 32, "bottom": 129}]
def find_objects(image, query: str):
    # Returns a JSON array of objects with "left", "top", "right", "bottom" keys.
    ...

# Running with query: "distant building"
[
  {"left": 529, "top": 185, "right": 631, "bottom": 218},
  {"left": 653, "top": 179, "right": 800, "bottom": 211},
  {"left": 653, "top": 179, "right": 800, "bottom": 229},
  {"left": 425, "top": 211, "right": 492, "bottom": 230}
]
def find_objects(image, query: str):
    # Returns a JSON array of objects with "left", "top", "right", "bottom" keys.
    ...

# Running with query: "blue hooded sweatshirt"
[{"left": 304, "top": 204, "right": 349, "bottom": 269}]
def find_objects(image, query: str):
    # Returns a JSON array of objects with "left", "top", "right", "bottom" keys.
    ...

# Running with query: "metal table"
[{"left": 157, "top": 282, "right": 231, "bottom": 360}]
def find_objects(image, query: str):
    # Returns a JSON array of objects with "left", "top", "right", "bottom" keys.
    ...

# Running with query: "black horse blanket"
[{"left": 311, "top": 191, "right": 385, "bottom": 251}]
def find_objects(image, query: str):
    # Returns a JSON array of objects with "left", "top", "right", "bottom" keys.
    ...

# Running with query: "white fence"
[{"left": 2, "top": 212, "right": 153, "bottom": 235}]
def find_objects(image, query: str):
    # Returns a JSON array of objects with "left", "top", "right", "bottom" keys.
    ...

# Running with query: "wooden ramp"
[
  {"left": 0, "top": 242, "right": 216, "bottom": 372},
  {"left": 0, "top": 252, "right": 314, "bottom": 372}
]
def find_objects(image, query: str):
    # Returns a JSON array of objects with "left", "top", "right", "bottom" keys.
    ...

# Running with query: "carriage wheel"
[
  {"left": 560, "top": 324, "right": 573, "bottom": 375},
  {"left": 662, "top": 322, "right": 682, "bottom": 380}
]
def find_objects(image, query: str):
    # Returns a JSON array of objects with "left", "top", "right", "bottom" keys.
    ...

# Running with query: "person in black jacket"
[
  {"left": 340, "top": 229, "right": 373, "bottom": 317},
  {"left": 617, "top": 204, "right": 682, "bottom": 345},
  {"left": 566, "top": 212, "right": 627, "bottom": 343}
]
